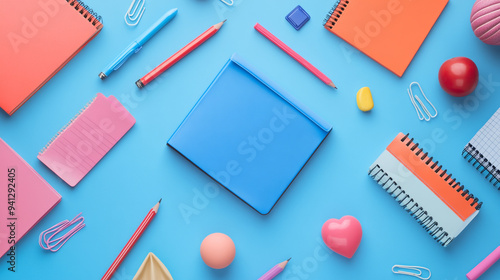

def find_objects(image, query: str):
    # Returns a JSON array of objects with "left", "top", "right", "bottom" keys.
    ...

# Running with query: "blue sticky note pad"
[
  {"left": 286, "top": 5, "right": 310, "bottom": 30},
  {"left": 168, "top": 54, "right": 331, "bottom": 214}
]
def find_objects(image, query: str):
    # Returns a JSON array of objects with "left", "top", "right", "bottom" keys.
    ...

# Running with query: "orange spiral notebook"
[
  {"left": 0, "top": 0, "right": 103, "bottom": 115},
  {"left": 323, "top": 0, "right": 448, "bottom": 77}
]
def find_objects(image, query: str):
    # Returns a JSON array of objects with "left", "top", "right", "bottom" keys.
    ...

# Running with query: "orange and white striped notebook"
[{"left": 369, "top": 133, "right": 482, "bottom": 247}]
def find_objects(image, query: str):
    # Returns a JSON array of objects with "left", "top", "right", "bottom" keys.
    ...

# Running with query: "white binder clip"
[
  {"left": 407, "top": 82, "right": 438, "bottom": 122},
  {"left": 393, "top": 264, "right": 431, "bottom": 280},
  {"left": 124, "top": 0, "right": 146, "bottom": 26}
]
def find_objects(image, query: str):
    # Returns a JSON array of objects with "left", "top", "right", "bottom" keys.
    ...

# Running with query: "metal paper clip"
[
  {"left": 220, "top": 0, "right": 234, "bottom": 6},
  {"left": 407, "top": 82, "right": 438, "bottom": 121},
  {"left": 124, "top": 0, "right": 146, "bottom": 26},
  {"left": 393, "top": 265, "right": 431, "bottom": 280}
]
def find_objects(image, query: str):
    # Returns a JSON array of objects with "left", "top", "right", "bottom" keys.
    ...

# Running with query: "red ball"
[{"left": 438, "top": 57, "right": 479, "bottom": 97}]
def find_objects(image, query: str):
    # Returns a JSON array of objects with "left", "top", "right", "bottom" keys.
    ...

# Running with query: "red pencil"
[
  {"left": 254, "top": 23, "right": 337, "bottom": 89},
  {"left": 101, "top": 199, "right": 162, "bottom": 280},
  {"left": 136, "top": 20, "right": 226, "bottom": 88}
]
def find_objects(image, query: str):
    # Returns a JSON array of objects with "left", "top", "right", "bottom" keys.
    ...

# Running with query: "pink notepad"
[
  {"left": 38, "top": 93, "right": 135, "bottom": 187},
  {"left": 0, "top": 138, "right": 61, "bottom": 257}
]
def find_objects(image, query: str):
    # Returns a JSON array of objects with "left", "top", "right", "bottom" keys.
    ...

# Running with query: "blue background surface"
[{"left": 1, "top": 0, "right": 500, "bottom": 279}]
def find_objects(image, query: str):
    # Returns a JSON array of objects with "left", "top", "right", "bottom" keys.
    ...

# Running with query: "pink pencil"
[
  {"left": 254, "top": 23, "right": 337, "bottom": 89},
  {"left": 102, "top": 199, "right": 161, "bottom": 280},
  {"left": 258, "top": 258, "right": 291, "bottom": 280},
  {"left": 466, "top": 246, "right": 500, "bottom": 280}
]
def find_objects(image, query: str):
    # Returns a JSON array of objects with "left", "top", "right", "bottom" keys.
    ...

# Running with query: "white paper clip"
[
  {"left": 393, "top": 265, "right": 431, "bottom": 280},
  {"left": 220, "top": 0, "right": 234, "bottom": 6},
  {"left": 407, "top": 82, "right": 438, "bottom": 122},
  {"left": 124, "top": 0, "right": 146, "bottom": 26}
]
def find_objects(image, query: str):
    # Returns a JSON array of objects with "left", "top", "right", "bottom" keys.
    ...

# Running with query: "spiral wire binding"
[
  {"left": 369, "top": 133, "right": 482, "bottom": 247},
  {"left": 323, "top": 0, "right": 350, "bottom": 27},
  {"left": 67, "top": 0, "right": 103, "bottom": 26},
  {"left": 463, "top": 144, "right": 500, "bottom": 189},
  {"left": 40, "top": 96, "right": 98, "bottom": 154}
]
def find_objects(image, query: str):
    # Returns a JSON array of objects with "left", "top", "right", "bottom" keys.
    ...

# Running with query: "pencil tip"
[
  {"left": 327, "top": 82, "right": 337, "bottom": 89},
  {"left": 159, "top": 198, "right": 162, "bottom": 203},
  {"left": 215, "top": 20, "right": 227, "bottom": 29},
  {"left": 287, "top": 258, "right": 291, "bottom": 261}
]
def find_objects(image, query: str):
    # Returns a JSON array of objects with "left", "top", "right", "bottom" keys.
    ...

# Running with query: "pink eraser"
[{"left": 467, "top": 246, "right": 500, "bottom": 280}]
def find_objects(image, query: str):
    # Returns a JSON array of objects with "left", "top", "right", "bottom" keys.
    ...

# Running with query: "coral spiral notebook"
[
  {"left": 0, "top": 138, "right": 61, "bottom": 257},
  {"left": 0, "top": 0, "right": 103, "bottom": 115},
  {"left": 323, "top": 0, "right": 448, "bottom": 77}
]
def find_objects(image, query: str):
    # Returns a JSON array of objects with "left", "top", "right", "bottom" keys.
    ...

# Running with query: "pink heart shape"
[{"left": 321, "top": 215, "right": 362, "bottom": 258}]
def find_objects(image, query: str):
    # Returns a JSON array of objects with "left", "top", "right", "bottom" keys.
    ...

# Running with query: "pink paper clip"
[{"left": 39, "top": 213, "right": 85, "bottom": 252}]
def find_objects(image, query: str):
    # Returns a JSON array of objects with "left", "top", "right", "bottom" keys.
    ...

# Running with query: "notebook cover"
[
  {"left": 369, "top": 133, "right": 481, "bottom": 247},
  {"left": 38, "top": 93, "right": 135, "bottom": 187},
  {"left": 463, "top": 107, "right": 500, "bottom": 188},
  {"left": 0, "top": 138, "right": 61, "bottom": 257},
  {"left": 324, "top": 0, "right": 448, "bottom": 77},
  {"left": 168, "top": 54, "right": 332, "bottom": 215},
  {"left": 0, "top": 0, "right": 102, "bottom": 115}
]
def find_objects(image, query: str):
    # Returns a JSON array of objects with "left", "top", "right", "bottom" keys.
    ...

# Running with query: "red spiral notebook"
[{"left": 0, "top": 0, "right": 103, "bottom": 115}]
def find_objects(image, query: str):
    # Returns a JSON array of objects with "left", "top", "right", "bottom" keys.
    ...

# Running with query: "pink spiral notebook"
[
  {"left": 38, "top": 93, "right": 135, "bottom": 187},
  {"left": 0, "top": 138, "right": 61, "bottom": 257}
]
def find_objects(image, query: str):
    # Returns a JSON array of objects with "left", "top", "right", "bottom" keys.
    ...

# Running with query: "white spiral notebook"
[{"left": 463, "top": 107, "right": 500, "bottom": 189}]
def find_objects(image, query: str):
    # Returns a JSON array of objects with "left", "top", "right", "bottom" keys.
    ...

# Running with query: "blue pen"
[{"left": 99, "top": 8, "right": 178, "bottom": 80}]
